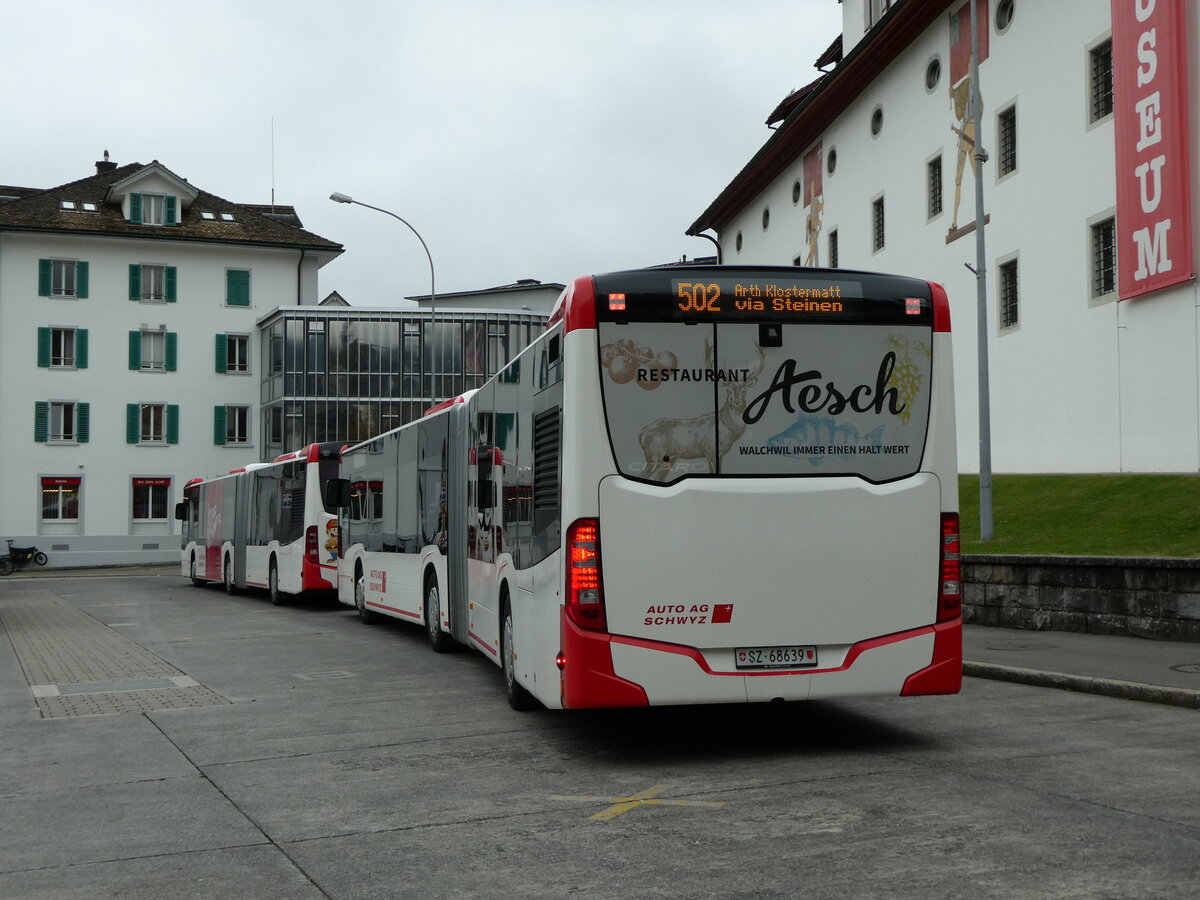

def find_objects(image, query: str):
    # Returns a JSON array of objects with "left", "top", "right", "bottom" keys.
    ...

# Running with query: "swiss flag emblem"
[{"left": 711, "top": 604, "right": 733, "bottom": 624}]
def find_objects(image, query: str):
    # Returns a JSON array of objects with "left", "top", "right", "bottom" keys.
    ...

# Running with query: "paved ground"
[{"left": 1, "top": 568, "right": 1198, "bottom": 898}]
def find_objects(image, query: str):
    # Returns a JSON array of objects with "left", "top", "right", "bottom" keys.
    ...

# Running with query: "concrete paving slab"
[
  {"left": 0, "top": 845, "right": 325, "bottom": 900},
  {"left": 0, "top": 776, "right": 267, "bottom": 873}
]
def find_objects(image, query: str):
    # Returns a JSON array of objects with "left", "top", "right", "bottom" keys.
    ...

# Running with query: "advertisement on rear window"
[{"left": 599, "top": 322, "right": 932, "bottom": 483}]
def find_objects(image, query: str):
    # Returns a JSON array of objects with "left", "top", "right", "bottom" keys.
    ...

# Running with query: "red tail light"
[
  {"left": 566, "top": 518, "right": 606, "bottom": 632},
  {"left": 939, "top": 512, "right": 962, "bottom": 622},
  {"left": 305, "top": 525, "right": 319, "bottom": 563}
]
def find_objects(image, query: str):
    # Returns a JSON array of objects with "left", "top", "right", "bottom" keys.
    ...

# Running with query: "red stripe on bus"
[
  {"left": 470, "top": 632, "right": 498, "bottom": 657},
  {"left": 366, "top": 601, "right": 420, "bottom": 620}
]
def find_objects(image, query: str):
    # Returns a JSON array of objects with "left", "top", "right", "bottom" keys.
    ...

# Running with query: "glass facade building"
[{"left": 258, "top": 308, "right": 548, "bottom": 459}]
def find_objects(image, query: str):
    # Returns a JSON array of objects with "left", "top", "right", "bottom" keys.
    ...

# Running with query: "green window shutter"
[
  {"left": 129, "top": 264, "right": 141, "bottom": 300},
  {"left": 37, "top": 328, "right": 51, "bottom": 367},
  {"left": 129, "top": 331, "right": 141, "bottom": 370},
  {"left": 130, "top": 192, "right": 143, "bottom": 224},
  {"left": 213, "top": 406, "right": 227, "bottom": 445},
  {"left": 165, "top": 266, "right": 177, "bottom": 302},
  {"left": 165, "top": 332, "right": 178, "bottom": 371},
  {"left": 77, "top": 403, "right": 90, "bottom": 443},
  {"left": 215, "top": 334, "right": 228, "bottom": 372},
  {"left": 165, "top": 195, "right": 177, "bottom": 226},
  {"left": 76, "top": 329, "right": 88, "bottom": 369},
  {"left": 227, "top": 269, "right": 250, "bottom": 307},
  {"left": 35, "top": 402, "right": 48, "bottom": 442},
  {"left": 76, "top": 261, "right": 89, "bottom": 299},
  {"left": 166, "top": 405, "right": 180, "bottom": 444},
  {"left": 126, "top": 404, "right": 139, "bottom": 443},
  {"left": 38, "top": 259, "right": 52, "bottom": 297}
]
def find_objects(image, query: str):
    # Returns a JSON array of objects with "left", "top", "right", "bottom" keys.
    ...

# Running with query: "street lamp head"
[{"left": 329, "top": 192, "right": 354, "bottom": 204}]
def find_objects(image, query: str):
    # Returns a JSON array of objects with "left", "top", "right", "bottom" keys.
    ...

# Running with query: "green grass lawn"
[{"left": 959, "top": 474, "right": 1200, "bottom": 558}]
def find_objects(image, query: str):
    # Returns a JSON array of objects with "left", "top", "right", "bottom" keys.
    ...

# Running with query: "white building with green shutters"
[{"left": 0, "top": 156, "right": 343, "bottom": 567}]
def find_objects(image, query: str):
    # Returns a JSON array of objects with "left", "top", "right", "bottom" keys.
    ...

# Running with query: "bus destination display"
[{"left": 670, "top": 278, "right": 861, "bottom": 317}]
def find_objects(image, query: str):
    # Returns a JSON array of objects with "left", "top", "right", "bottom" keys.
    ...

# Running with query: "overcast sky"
[{"left": 3, "top": 0, "right": 842, "bottom": 306}]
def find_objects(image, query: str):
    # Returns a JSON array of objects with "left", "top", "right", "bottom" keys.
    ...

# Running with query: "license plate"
[{"left": 735, "top": 645, "right": 818, "bottom": 670}]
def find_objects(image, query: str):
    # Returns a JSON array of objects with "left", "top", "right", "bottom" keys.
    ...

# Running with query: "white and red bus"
[
  {"left": 333, "top": 266, "right": 960, "bottom": 709},
  {"left": 177, "top": 442, "right": 343, "bottom": 604}
]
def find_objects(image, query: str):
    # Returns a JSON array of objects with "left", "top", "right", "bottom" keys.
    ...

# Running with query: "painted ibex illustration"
[{"left": 637, "top": 341, "right": 766, "bottom": 481}]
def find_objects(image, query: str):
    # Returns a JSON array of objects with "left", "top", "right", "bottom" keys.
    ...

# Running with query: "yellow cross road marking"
[{"left": 550, "top": 784, "right": 726, "bottom": 821}]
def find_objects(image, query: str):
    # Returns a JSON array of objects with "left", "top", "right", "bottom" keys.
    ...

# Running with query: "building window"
[
  {"left": 735, "top": 231, "right": 743, "bottom": 253},
  {"left": 870, "top": 106, "right": 884, "bottom": 137},
  {"left": 128, "top": 403, "right": 179, "bottom": 445},
  {"left": 998, "top": 105, "right": 1017, "bottom": 177},
  {"left": 42, "top": 477, "right": 81, "bottom": 521},
  {"left": 38, "top": 259, "right": 89, "bottom": 298},
  {"left": 216, "top": 333, "right": 250, "bottom": 373},
  {"left": 129, "top": 264, "right": 177, "bottom": 302},
  {"left": 226, "top": 269, "right": 251, "bottom": 307},
  {"left": 132, "top": 479, "right": 171, "bottom": 521},
  {"left": 829, "top": 229, "right": 839, "bottom": 267},
  {"left": 50, "top": 401, "right": 77, "bottom": 442},
  {"left": 34, "top": 401, "right": 89, "bottom": 443},
  {"left": 792, "top": 180, "right": 802, "bottom": 205},
  {"left": 1090, "top": 39, "right": 1113, "bottom": 123},
  {"left": 826, "top": 147, "right": 837, "bottom": 175},
  {"left": 38, "top": 327, "right": 88, "bottom": 368},
  {"left": 928, "top": 155, "right": 943, "bottom": 219},
  {"left": 1091, "top": 216, "right": 1117, "bottom": 299},
  {"left": 129, "top": 192, "right": 176, "bottom": 226},
  {"left": 999, "top": 258, "right": 1019, "bottom": 329},
  {"left": 872, "top": 196, "right": 885, "bottom": 252},
  {"left": 925, "top": 56, "right": 941, "bottom": 92},
  {"left": 215, "top": 405, "right": 250, "bottom": 445},
  {"left": 867, "top": 0, "right": 891, "bottom": 28},
  {"left": 996, "top": 0, "right": 1015, "bottom": 32},
  {"left": 131, "top": 330, "right": 176, "bottom": 372},
  {"left": 762, "top": 207, "right": 770, "bottom": 231}
]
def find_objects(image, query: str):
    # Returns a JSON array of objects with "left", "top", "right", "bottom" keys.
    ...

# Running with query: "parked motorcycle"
[{"left": 0, "top": 540, "right": 49, "bottom": 575}]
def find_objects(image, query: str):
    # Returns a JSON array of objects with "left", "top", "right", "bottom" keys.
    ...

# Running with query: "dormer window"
[
  {"left": 219, "top": 212, "right": 235, "bottom": 222},
  {"left": 200, "top": 211, "right": 216, "bottom": 220},
  {"left": 60, "top": 200, "right": 77, "bottom": 210},
  {"left": 129, "top": 192, "right": 178, "bottom": 226},
  {"left": 81, "top": 202, "right": 97, "bottom": 211}
]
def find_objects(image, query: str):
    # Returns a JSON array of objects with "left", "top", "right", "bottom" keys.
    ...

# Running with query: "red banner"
[
  {"left": 42, "top": 477, "right": 82, "bottom": 487},
  {"left": 1112, "top": 0, "right": 1194, "bottom": 300},
  {"left": 132, "top": 477, "right": 171, "bottom": 487}
]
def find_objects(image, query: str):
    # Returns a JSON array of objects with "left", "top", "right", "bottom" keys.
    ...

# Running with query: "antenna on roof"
[{"left": 270, "top": 116, "right": 276, "bottom": 212}]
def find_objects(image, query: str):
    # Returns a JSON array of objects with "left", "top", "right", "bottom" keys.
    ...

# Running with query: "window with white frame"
[
  {"left": 227, "top": 335, "right": 249, "bottom": 373},
  {"left": 225, "top": 405, "right": 250, "bottom": 445},
  {"left": 50, "top": 401, "right": 77, "bottom": 442},
  {"left": 41, "top": 477, "right": 81, "bottom": 521},
  {"left": 51, "top": 328, "right": 76, "bottom": 367},
  {"left": 142, "top": 404, "right": 165, "bottom": 442},
  {"left": 998, "top": 105, "right": 1017, "bottom": 177},
  {"left": 141, "top": 194, "right": 165, "bottom": 225},
  {"left": 872, "top": 196, "right": 885, "bottom": 252},
  {"left": 132, "top": 478, "right": 171, "bottom": 521},
  {"left": 999, "top": 257, "right": 1019, "bottom": 330},
  {"left": 928, "top": 155, "right": 944, "bottom": 219},
  {"left": 141, "top": 330, "right": 166, "bottom": 371},
  {"left": 1091, "top": 216, "right": 1117, "bottom": 299},
  {"left": 1090, "top": 39, "right": 1113, "bottom": 124},
  {"left": 142, "top": 265, "right": 165, "bottom": 301},
  {"left": 38, "top": 259, "right": 88, "bottom": 298}
]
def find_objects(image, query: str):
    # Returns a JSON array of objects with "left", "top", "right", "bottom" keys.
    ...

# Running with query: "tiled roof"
[{"left": 0, "top": 162, "right": 342, "bottom": 254}]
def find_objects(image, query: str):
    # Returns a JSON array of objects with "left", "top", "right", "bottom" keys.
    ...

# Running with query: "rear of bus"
[{"left": 558, "top": 266, "right": 960, "bottom": 707}]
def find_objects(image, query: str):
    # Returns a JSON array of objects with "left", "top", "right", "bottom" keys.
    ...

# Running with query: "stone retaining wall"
[{"left": 963, "top": 555, "right": 1200, "bottom": 642}]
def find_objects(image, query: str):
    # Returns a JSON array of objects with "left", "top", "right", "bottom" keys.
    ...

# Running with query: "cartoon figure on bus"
[{"left": 324, "top": 519, "right": 339, "bottom": 560}]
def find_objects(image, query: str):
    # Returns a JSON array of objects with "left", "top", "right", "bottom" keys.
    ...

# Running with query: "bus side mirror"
[
  {"left": 325, "top": 478, "right": 352, "bottom": 511},
  {"left": 173, "top": 501, "right": 189, "bottom": 522}
]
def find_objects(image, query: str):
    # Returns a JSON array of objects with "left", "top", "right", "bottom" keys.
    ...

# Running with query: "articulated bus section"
[{"left": 325, "top": 265, "right": 960, "bottom": 711}]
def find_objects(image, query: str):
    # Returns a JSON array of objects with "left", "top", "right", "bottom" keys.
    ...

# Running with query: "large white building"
[
  {"left": 0, "top": 157, "right": 343, "bottom": 567},
  {"left": 690, "top": 0, "right": 1199, "bottom": 474}
]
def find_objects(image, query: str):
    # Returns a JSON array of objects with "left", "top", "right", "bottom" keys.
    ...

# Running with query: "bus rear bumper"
[
  {"left": 302, "top": 559, "right": 335, "bottom": 592},
  {"left": 562, "top": 620, "right": 961, "bottom": 707}
]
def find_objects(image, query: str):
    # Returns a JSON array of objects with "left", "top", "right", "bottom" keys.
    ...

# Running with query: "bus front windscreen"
[{"left": 594, "top": 270, "right": 936, "bottom": 485}]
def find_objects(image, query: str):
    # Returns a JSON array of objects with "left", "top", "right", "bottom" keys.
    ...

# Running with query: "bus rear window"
[{"left": 598, "top": 321, "right": 933, "bottom": 484}]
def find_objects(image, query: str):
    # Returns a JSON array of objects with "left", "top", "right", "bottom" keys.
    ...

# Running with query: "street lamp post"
[{"left": 329, "top": 192, "right": 440, "bottom": 399}]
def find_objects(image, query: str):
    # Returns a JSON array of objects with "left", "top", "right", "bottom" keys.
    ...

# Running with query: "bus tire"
[
  {"left": 223, "top": 555, "right": 238, "bottom": 595},
  {"left": 269, "top": 560, "right": 286, "bottom": 606},
  {"left": 354, "top": 566, "right": 377, "bottom": 624},
  {"left": 189, "top": 555, "right": 204, "bottom": 588},
  {"left": 501, "top": 598, "right": 536, "bottom": 711},
  {"left": 424, "top": 573, "right": 454, "bottom": 653}
]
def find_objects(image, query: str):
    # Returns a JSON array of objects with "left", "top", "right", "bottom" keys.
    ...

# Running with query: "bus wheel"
[
  {"left": 501, "top": 599, "right": 536, "bottom": 711},
  {"left": 189, "top": 556, "right": 204, "bottom": 588},
  {"left": 269, "top": 562, "right": 286, "bottom": 606},
  {"left": 354, "top": 568, "right": 377, "bottom": 624},
  {"left": 223, "top": 556, "right": 238, "bottom": 595},
  {"left": 424, "top": 576, "right": 454, "bottom": 653}
]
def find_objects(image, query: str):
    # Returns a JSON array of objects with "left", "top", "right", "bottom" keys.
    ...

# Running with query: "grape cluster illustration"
[
  {"left": 600, "top": 340, "right": 678, "bottom": 391},
  {"left": 885, "top": 335, "right": 931, "bottom": 424}
]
